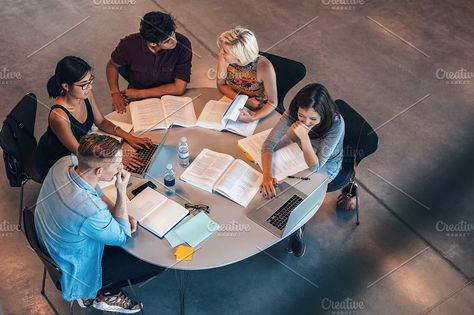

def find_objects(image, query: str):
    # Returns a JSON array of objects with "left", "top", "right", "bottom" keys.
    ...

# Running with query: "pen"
[{"left": 288, "top": 176, "right": 310, "bottom": 180}]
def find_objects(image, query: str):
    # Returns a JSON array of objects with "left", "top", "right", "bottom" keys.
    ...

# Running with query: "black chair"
[
  {"left": 0, "top": 93, "right": 44, "bottom": 228},
  {"left": 260, "top": 52, "right": 306, "bottom": 114},
  {"left": 23, "top": 206, "right": 74, "bottom": 315},
  {"left": 327, "top": 99, "right": 379, "bottom": 225}
]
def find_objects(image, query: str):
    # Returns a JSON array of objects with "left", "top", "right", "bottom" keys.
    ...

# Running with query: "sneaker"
[
  {"left": 76, "top": 298, "right": 93, "bottom": 308},
  {"left": 290, "top": 228, "right": 306, "bottom": 257},
  {"left": 93, "top": 291, "right": 142, "bottom": 314}
]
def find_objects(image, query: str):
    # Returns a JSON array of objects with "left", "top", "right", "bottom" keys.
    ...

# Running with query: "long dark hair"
[
  {"left": 47, "top": 56, "right": 91, "bottom": 98},
  {"left": 288, "top": 83, "right": 339, "bottom": 139}
]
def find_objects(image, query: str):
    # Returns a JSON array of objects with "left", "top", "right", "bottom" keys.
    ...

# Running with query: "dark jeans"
[{"left": 99, "top": 246, "right": 165, "bottom": 296}]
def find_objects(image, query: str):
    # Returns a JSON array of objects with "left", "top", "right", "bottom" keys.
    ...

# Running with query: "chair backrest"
[
  {"left": 23, "top": 206, "right": 62, "bottom": 291},
  {"left": 335, "top": 99, "right": 379, "bottom": 166},
  {"left": 0, "top": 93, "right": 43, "bottom": 186},
  {"left": 260, "top": 52, "right": 306, "bottom": 114}
]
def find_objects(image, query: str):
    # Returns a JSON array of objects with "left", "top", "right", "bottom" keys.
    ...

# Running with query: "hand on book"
[
  {"left": 245, "top": 97, "right": 261, "bottom": 109},
  {"left": 112, "top": 93, "right": 128, "bottom": 114},
  {"left": 260, "top": 175, "right": 278, "bottom": 199},
  {"left": 238, "top": 108, "right": 256, "bottom": 123}
]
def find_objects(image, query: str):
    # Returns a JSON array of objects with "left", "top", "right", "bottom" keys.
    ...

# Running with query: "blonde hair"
[{"left": 217, "top": 27, "right": 259, "bottom": 65}]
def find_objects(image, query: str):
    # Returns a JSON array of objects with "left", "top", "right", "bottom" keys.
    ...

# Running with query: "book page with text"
[
  {"left": 180, "top": 149, "right": 234, "bottom": 192},
  {"left": 196, "top": 100, "right": 227, "bottom": 130},
  {"left": 128, "top": 187, "right": 168, "bottom": 222},
  {"left": 162, "top": 95, "right": 197, "bottom": 127},
  {"left": 237, "top": 129, "right": 271, "bottom": 163},
  {"left": 225, "top": 118, "right": 258, "bottom": 137},
  {"left": 272, "top": 142, "right": 309, "bottom": 181},
  {"left": 129, "top": 98, "right": 167, "bottom": 132},
  {"left": 214, "top": 159, "right": 262, "bottom": 207},
  {"left": 140, "top": 198, "right": 189, "bottom": 238}
]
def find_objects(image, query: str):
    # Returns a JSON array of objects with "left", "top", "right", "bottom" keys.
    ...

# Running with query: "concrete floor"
[{"left": 0, "top": 0, "right": 473, "bottom": 314}]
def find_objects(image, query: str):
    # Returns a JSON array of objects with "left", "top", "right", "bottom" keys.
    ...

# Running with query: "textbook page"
[
  {"left": 129, "top": 98, "right": 167, "bottom": 132},
  {"left": 238, "top": 129, "right": 308, "bottom": 180},
  {"left": 180, "top": 149, "right": 234, "bottom": 193},
  {"left": 272, "top": 142, "right": 309, "bottom": 181},
  {"left": 128, "top": 187, "right": 168, "bottom": 221},
  {"left": 237, "top": 129, "right": 271, "bottom": 163},
  {"left": 161, "top": 95, "right": 197, "bottom": 127},
  {"left": 140, "top": 198, "right": 189, "bottom": 238},
  {"left": 214, "top": 159, "right": 262, "bottom": 207},
  {"left": 226, "top": 118, "right": 258, "bottom": 137},
  {"left": 195, "top": 100, "right": 228, "bottom": 130}
]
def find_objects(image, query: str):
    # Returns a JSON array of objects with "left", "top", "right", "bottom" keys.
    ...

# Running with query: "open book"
[
  {"left": 128, "top": 187, "right": 189, "bottom": 238},
  {"left": 129, "top": 95, "right": 197, "bottom": 132},
  {"left": 238, "top": 129, "right": 309, "bottom": 181},
  {"left": 196, "top": 95, "right": 258, "bottom": 137},
  {"left": 180, "top": 148, "right": 262, "bottom": 207}
]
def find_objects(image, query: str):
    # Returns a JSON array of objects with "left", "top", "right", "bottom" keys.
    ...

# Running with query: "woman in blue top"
[
  {"left": 260, "top": 83, "right": 345, "bottom": 256},
  {"left": 36, "top": 56, "right": 151, "bottom": 178}
]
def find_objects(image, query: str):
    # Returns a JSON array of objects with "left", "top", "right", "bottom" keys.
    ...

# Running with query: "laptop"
[
  {"left": 247, "top": 180, "right": 326, "bottom": 238},
  {"left": 125, "top": 127, "right": 171, "bottom": 177}
]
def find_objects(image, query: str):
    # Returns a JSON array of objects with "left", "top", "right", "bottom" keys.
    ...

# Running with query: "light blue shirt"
[{"left": 34, "top": 156, "right": 131, "bottom": 301}]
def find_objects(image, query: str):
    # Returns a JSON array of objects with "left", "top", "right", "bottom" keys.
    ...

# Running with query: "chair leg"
[
  {"left": 19, "top": 179, "right": 28, "bottom": 229},
  {"left": 355, "top": 191, "right": 360, "bottom": 226},
  {"left": 40, "top": 267, "right": 61, "bottom": 315}
]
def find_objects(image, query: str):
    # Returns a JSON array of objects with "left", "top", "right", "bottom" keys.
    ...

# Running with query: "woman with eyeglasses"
[{"left": 36, "top": 56, "right": 152, "bottom": 178}]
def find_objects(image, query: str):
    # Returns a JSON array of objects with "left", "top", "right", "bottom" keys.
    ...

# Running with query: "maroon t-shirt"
[{"left": 111, "top": 32, "right": 192, "bottom": 89}]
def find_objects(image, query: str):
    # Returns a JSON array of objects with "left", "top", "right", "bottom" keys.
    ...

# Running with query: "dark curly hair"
[{"left": 140, "top": 11, "right": 176, "bottom": 44}]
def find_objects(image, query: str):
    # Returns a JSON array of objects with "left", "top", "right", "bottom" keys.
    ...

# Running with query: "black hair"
[
  {"left": 47, "top": 56, "right": 92, "bottom": 98},
  {"left": 288, "top": 83, "right": 339, "bottom": 139},
  {"left": 140, "top": 11, "right": 176, "bottom": 44}
]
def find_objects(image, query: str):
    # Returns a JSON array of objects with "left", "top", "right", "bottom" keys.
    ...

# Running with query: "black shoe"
[{"left": 288, "top": 228, "right": 306, "bottom": 257}]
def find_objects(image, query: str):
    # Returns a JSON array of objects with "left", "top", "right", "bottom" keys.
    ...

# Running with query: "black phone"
[{"left": 131, "top": 181, "right": 157, "bottom": 196}]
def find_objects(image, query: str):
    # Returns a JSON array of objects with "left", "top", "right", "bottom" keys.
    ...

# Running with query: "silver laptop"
[
  {"left": 247, "top": 181, "right": 325, "bottom": 238},
  {"left": 126, "top": 127, "right": 171, "bottom": 177}
]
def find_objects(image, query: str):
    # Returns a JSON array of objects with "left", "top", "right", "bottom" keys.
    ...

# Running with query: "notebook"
[{"left": 174, "top": 212, "right": 219, "bottom": 247}]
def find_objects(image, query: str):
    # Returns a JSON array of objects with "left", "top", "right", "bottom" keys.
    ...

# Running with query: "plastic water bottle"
[
  {"left": 164, "top": 164, "right": 175, "bottom": 195},
  {"left": 178, "top": 137, "right": 190, "bottom": 167}
]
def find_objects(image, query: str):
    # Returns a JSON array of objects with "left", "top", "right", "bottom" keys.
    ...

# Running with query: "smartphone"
[{"left": 131, "top": 181, "right": 157, "bottom": 196}]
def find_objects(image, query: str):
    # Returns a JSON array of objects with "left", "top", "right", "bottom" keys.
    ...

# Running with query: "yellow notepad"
[{"left": 175, "top": 245, "right": 194, "bottom": 261}]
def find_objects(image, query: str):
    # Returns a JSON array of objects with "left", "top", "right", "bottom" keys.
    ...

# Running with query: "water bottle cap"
[
  {"left": 166, "top": 163, "right": 173, "bottom": 170},
  {"left": 180, "top": 137, "right": 187, "bottom": 142}
]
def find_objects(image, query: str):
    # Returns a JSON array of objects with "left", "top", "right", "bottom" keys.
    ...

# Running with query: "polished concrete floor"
[{"left": 0, "top": 0, "right": 473, "bottom": 314}]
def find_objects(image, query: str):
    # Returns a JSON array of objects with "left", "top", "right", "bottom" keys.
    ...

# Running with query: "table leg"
[{"left": 175, "top": 269, "right": 187, "bottom": 315}]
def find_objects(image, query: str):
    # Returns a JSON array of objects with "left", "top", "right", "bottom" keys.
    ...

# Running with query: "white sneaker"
[
  {"left": 93, "top": 291, "right": 142, "bottom": 314},
  {"left": 76, "top": 299, "right": 93, "bottom": 308}
]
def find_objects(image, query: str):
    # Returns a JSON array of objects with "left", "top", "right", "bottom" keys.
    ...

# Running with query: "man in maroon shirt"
[{"left": 106, "top": 11, "right": 192, "bottom": 113}]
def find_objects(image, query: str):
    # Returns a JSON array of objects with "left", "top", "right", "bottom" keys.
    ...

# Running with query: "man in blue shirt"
[{"left": 35, "top": 134, "right": 163, "bottom": 313}]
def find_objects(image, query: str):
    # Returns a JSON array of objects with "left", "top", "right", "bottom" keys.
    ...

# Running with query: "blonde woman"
[{"left": 216, "top": 27, "right": 278, "bottom": 122}]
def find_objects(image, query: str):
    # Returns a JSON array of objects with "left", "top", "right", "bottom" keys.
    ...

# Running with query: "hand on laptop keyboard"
[{"left": 122, "top": 149, "right": 144, "bottom": 171}]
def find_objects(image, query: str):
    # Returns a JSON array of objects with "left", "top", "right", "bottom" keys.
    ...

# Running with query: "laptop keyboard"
[
  {"left": 266, "top": 194, "right": 304, "bottom": 230},
  {"left": 125, "top": 144, "right": 158, "bottom": 176}
]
